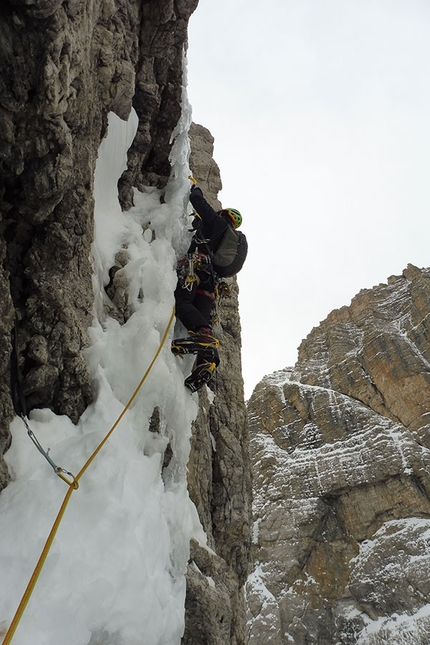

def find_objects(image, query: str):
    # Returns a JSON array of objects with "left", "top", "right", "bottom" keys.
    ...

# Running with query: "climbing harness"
[
  {"left": 176, "top": 250, "right": 231, "bottom": 331},
  {"left": 2, "top": 306, "right": 176, "bottom": 645}
]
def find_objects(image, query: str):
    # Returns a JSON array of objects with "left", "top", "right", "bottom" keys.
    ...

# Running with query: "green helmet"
[{"left": 224, "top": 208, "right": 242, "bottom": 229}]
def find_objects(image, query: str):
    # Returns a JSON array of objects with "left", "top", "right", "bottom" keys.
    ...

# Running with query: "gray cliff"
[
  {"left": 184, "top": 123, "right": 251, "bottom": 645},
  {"left": 247, "top": 265, "right": 430, "bottom": 645},
  {"left": 0, "top": 2, "right": 251, "bottom": 644}
]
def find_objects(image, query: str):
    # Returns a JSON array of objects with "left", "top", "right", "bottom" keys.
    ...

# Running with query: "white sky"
[{"left": 186, "top": 0, "right": 430, "bottom": 398}]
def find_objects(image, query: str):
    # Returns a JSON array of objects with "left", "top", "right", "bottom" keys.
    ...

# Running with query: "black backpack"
[{"left": 211, "top": 224, "right": 248, "bottom": 278}]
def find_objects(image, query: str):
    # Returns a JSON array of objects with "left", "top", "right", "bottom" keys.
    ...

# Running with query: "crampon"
[
  {"left": 171, "top": 329, "right": 219, "bottom": 357},
  {"left": 184, "top": 361, "right": 217, "bottom": 392}
]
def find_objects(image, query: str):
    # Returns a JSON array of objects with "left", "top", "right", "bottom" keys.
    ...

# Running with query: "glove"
[
  {"left": 190, "top": 185, "right": 203, "bottom": 198},
  {"left": 191, "top": 214, "right": 201, "bottom": 229}
]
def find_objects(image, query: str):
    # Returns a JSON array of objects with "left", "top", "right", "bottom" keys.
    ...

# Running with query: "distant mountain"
[{"left": 247, "top": 264, "right": 430, "bottom": 644}]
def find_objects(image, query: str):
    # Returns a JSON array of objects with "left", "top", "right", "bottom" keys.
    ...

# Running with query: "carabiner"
[{"left": 55, "top": 467, "right": 79, "bottom": 489}]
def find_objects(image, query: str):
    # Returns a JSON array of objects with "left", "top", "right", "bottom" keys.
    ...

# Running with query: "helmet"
[{"left": 223, "top": 208, "right": 242, "bottom": 229}]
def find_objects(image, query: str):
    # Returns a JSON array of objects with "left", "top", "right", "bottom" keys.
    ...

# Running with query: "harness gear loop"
[{"left": 2, "top": 307, "right": 176, "bottom": 645}]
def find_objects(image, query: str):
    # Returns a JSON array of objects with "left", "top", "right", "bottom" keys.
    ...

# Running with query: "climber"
[{"left": 172, "top": 179, "right": 246, "bottom": 392}]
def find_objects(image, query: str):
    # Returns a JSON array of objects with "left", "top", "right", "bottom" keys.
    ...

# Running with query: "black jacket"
[{"left": 189, "top": 187, "right": 229, "bottom": 255}]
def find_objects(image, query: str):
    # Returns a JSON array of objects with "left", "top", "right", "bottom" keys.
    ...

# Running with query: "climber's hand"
[{"left": 189, "top": 185, "right": 203, "bottom": 199}]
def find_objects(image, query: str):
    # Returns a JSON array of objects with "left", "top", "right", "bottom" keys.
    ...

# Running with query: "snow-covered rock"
[{"left": 247, "top": 266, "right": 430, "bottom": 645}]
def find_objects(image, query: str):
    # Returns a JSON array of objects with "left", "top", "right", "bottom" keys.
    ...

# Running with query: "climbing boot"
[
  {"left": 184, "top": 361, "right": 217, "bottom": 392},
  {"left": 171, "top": 327, "right": 219, "bottom": 356},
  {"left": 189, "top": 327, "right": 218, "bottom": 345}
]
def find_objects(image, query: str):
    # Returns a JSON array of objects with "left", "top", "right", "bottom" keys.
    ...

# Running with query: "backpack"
[{"left": 211, "top": 224, "right": 248, "bottom": 278}]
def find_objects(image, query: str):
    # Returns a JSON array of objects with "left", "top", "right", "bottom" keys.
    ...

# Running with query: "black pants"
[
  {"left": 174, "top": 268, "right": 220, "bottom": 371},
  {"left": 174, "top": 278, "right": 214, "bottom": 332}
]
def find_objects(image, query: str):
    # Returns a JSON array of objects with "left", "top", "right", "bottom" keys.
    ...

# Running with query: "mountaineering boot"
[
  {"left": 184, "top": 361, "right": 217, "bottom": 392},
  {"left": 189, "top": 327, "right": 218, "bottom": 344},
  {"left": 171, "top": 327, "right": 219, "bottom": 357}
]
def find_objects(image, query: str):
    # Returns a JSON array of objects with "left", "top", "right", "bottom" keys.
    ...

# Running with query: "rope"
[{"left": 1, "top": 306, "right": 176, "bottom": 645}]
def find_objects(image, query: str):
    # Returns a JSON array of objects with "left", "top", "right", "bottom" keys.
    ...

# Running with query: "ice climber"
[{"left": 171, "top": 180, "right": 246, "bottom": 392}]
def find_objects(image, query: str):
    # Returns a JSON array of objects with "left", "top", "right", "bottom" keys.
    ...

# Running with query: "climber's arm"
[{"left": 189, "top": 187, "right": 219, "bottom": 226}]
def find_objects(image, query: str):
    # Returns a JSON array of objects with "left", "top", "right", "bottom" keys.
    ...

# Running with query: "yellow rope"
[{"left": 2, "top": 306, "right": 176, "bottom": 645}]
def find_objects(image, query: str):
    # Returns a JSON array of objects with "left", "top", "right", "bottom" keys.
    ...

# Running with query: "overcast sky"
[{"left": 186, "top": 0, "right": 430, "bottom": 398}]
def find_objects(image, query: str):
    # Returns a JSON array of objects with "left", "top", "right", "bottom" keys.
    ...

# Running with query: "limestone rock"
[
  {"left": 183, "top": 539, "right": 247, "bottom": 645},
  {"left": 247, "top": 265, "right": 430, "bottom": 645},
  {"left": 349, "top": 518, "right": 430, "bottom": 617},
  {"left": 183, "top": 123, "right": 252, "bottom": 644},
  {"left": 0, "top": 3, "right": 252, "bottom": 643},
  {"left": 0, "top": 0, "right": 197, "bottom": 482},
  {"left": 118, "top": 0, "right": 199, "bottom": 205},
  {"left": 0, "top": 0, "right": 143, "bottom": 440},
  {"left": 189, "top": 123, "right": 223, "bottom": 204}
]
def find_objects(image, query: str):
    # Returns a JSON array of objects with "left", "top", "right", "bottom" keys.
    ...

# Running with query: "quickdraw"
[
  {"left": 183, "top": 254, "right": 197, "bottom": 291},
  {"left": 21, "top": 415, "right": 79, "bottom": 489},
  {"left": 177, "top": 253, "right": 212, "bottom": 291}
]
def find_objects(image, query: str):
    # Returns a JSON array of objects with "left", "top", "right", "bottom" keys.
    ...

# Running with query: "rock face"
[
  {"left": 247, "top": 264, "right": 430, "bottom": 645},
  {"left": 0, "top": 0, "right": 197, "bottom": 482},
  {"left": 183, "top": 123, "right": 252, "bottom": 645},
  {"left": 0, "top": 4, "right": 251, "bottom": 643}
]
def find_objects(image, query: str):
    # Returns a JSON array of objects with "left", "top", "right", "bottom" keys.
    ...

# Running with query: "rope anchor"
[{"left": 22, "top": 417, "right": 79, "bottom": 489}]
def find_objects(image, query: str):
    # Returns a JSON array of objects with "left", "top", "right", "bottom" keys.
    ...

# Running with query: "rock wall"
[
  {"left": 0, "top": 0, "right": 197, "bottom": 482},
  {"left": 183, "top": 123, "right": 252, "bottom": 645},
  {"left": 247, "top": 264, "right": 430, "bottom": 645},
  {"left": 0, "top": 4, "right": 251, "bottom": 643}
]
